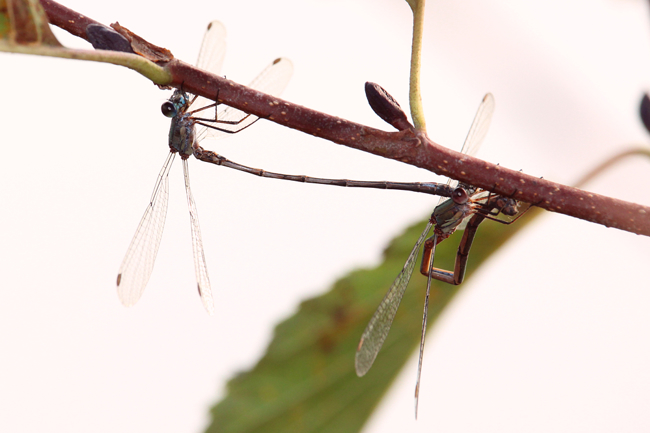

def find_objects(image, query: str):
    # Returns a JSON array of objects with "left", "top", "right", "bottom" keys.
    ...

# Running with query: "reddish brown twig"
[
  {"left": 38, "top": 0, "right": 650, "bottom": 237},
  {"left": 39, "top": 0, "right": 105, "bottom": 39}
]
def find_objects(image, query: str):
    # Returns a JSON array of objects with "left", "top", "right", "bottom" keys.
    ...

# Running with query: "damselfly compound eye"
[
  {"left": 161, "top": 101, "right": 177, "bottom": 118},
  {"left": 451, "top": 187, "right": 469, "bottom": 204}
]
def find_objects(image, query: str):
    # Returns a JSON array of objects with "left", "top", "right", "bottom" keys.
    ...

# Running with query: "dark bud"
[
  {"left": 365, "top": 82, "right": 413, "bottom": 131},
  {"left": 86, "top": 24, "right": 134, "bottom": 53},
  {"left": 640, "top": 93, "right": 650, "bottom": 135}
]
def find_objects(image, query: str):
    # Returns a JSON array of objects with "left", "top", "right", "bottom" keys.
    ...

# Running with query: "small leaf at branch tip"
[
  {"left": 111, "top": 22, "right": 173, "bottom": 62},
  {"left": 365, "top": 82, "right": 414, "bottom": 131},
  {"left": 3, "top": 0, "right": 62, "bottom": 46}
]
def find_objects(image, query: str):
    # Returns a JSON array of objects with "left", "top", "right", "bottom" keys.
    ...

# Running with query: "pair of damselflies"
[
  {"left": 116, "top": 20, "right": 452, "bottom": 313},
  {"left": 116, "top": 20, "right": 528, "bottom": 416}
]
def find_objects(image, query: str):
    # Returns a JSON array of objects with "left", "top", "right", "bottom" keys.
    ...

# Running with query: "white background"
[{"left": 2, "top": 0, "right": 650, "bottom": 432}]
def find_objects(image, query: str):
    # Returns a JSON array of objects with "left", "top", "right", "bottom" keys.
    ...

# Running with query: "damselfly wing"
[
  {"left": 354, "top": 94, "right": 527, "bottom": 416},
  {"left": 116, "top": 21, "right": 293, "bottom": 314}
]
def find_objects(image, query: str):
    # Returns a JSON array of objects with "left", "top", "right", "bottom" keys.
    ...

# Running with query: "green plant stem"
[
  {"left": 407, "top": 0, "right": 426, "bottom": 131},
  {"left": 0, "top": 42, "right": 171, "bottom": 84}
]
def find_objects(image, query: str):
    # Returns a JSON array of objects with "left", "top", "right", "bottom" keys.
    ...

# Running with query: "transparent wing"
[
  {"left": 194, "top": 57, "right": 294, "bottom": 141},
  {"left": 355, "top": 221, "right": 434, "bottom": 377},
  {"left": 437, "top": 93, "right": 495, "bottom": 207},
  {"left": 117, "top": 152, "right": 175, "bottom": 307},
  {"left": 415, "top": 231, "right": 438, "bottom": 419},
  {"left": 196, "top": 20, "right": 227, "bottom": 74},
  {"left": 458, "top": 92, "right": 495, "bottom": 160},
  {"left": 217, "top": 57, "right": 294, "bottom": 123},
  {"left": 182, "top": 159, "right": 215, "bottom": 315},
  {"left": 189, "top": 21, "right": 228, "bottom": 125}
]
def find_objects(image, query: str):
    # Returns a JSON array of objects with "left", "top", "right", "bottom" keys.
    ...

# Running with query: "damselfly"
[
  {"left": 354, "top": 93, "right": 529, "bottom": 417},
  {"left": 116, "top": 21, "right": 293, "bottom": 314}
]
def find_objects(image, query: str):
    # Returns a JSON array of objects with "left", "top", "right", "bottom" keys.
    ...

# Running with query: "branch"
[
  {"left": 34, "top": 0, "right": 650, "bottom": 237},
  {"left": 162, "top": 60, "right": 650, "bottom": 236}
]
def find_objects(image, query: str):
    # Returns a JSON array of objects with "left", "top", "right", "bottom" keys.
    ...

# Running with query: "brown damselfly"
[{"left": 353, "top": 93, "right": 530, "bottom": 417}]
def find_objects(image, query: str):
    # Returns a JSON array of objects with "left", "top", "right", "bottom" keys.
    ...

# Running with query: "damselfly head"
[
  {"left": 161, "top": 90, "right": 189, "bottom": 118},
  {"left": 161, "top": 101, "right": 177, "bottom": 118}
]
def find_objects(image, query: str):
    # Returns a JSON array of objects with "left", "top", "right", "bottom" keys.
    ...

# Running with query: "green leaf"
[
  {"left": 0, "top": 6, "right": 171, "bottom": 85},
  {"left": 206, "top": 209, "right": 537, "bottom": 433},
  {"left": 0, "top": 0, "right": 60, "bottom": 46}
]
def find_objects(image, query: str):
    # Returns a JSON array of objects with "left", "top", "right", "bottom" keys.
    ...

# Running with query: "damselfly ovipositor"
[{"left": 354, "top": 93, "right": 529, "bottom": 416}]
